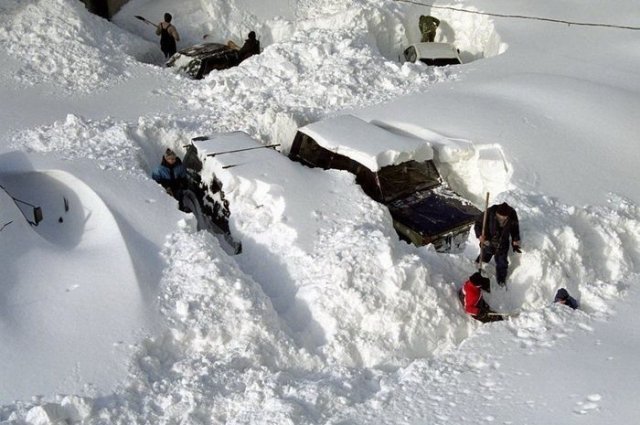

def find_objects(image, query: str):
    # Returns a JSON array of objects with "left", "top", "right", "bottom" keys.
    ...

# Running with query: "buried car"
[
  {"left": 403, "top": 42, "right": 462, "bottom": 66},
  {"left": 287, "top": 115, "right": 480, "bottom": 250},
  {"left": 181, "top": 133, "right": 282, "bottom": 254},
  {"left": 182, "top": 137, "right": 244, "bottom": 254},
  {"left": 166, "top": 42, "right": 240, "bottom": 79}
]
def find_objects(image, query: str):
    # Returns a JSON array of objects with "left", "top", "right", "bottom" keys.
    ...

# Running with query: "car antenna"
[
  {"left": 189, "top": 134, "right": 249, "bottom": 144},
  {"left": 191, "top": 135, "right": 214, "bottom": 142},
  {"left": 206, "top": 144, "right": 280, "bottom": 157}
]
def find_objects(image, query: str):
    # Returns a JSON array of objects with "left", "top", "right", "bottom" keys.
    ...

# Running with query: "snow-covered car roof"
[
  {"left": 412, "top": 42, "right": 460, "bottom": 60},
  {"left": 192, "top": 132, "right": 288, "bottom": 186},
  {"left": 297, "top": 115, "right": 433, "bottom": 172},
  {"left": 192, "top": 131, "right": 260, "bottom": 161}
]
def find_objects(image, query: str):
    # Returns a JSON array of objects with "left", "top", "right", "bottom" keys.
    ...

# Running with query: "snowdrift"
[{"left": 0, "top": 0, "right": 639, "bottom": 423}]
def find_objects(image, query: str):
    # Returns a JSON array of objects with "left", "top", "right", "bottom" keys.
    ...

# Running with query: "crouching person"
[
  {"left": 459, "top": 272, "right": 505, "bottom": 322},
  {"left": 554, "top": 288, "right": 579, "bottom": 310}
]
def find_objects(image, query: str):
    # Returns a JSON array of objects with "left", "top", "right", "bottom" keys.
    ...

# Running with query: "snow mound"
[
  {"left": 0, "top": 0, "right": 157, "bottom": 93},
  {"left": 0, "top": 162, "right": 154, "bottom": 401}
]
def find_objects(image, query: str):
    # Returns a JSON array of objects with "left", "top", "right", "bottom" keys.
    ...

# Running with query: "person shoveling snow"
[{"left": 474, "top": 201, "right": 522, "bottom": 287}]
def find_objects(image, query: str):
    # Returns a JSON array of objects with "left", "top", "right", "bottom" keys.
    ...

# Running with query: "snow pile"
[
  {"left": 11, "top": 114, "right": 142, "bottom": 170},
  {"left": 0, "top": 0, "right": 157, "bottom": 92}
]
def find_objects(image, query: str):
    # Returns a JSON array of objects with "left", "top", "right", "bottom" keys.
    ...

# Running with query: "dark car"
[
  {"left": 287, "top": 115, "right": 480, "bottom": 251},
  {"left": 166, "top": 42, "right": 240, "bottom": 79}
]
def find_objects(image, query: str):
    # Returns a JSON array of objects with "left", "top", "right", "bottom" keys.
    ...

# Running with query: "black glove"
[{"left": 512, "top": 244, "right": 522, "bottom": 253}]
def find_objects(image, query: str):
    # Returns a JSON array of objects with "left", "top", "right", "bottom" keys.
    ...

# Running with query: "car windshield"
[
  {"left": 376, "top": 160, "right": 441, "bottom": 202},
  {"left": 419, "top": 57, "right": 461, "bottom": 66}
]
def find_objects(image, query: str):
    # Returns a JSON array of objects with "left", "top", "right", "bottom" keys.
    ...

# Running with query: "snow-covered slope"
[{"left": 1, "top": 0, "right": 639, "bottom": 423}]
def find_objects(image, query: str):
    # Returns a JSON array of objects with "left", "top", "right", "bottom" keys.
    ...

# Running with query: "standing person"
[
  {"left": 156, "top": 13, "right": 180, "bottom": 59},
  {"left": 459, "top": 272, "right": 504, "bottom": 322},
  {"left": 474, "top": 202, "right": 522, "bottom": 286},
  {"left": 152, "top": 148, "right": 187, "bottom": 204},
  {"left": 419, "top": 15, "right": 440, "bottom": 42},
  {"left": 227, "top": 31, "right": 260, "bottom": 62}
]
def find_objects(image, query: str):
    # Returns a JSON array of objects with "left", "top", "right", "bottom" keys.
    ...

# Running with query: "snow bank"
[
  {"left": 0, "top": 161, "right": 155, "bottom": 401},
  {"left": 0, "top": 0, "right": 158, "bottom": 93},
  {"left": 192, "top": 132, "right": 466, "bottom": 367}
]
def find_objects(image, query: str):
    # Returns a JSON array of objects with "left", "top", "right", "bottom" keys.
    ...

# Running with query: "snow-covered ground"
[{"left": 1, "top": 0, "right": 639, "bottom": 423}]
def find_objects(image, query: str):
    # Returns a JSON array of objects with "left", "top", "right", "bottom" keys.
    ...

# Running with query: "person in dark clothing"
[
  {"left": 419, "top": 15, "right": 440, "bottom": 42},
  {"left": 238, "top": 31, "right": 260, "bottom": 61},
  {"left": 474, "top": 202, "right": 522, "bottom": 286},
  {"left": 152, "top": 149, "right": 187, "bottom": 203},
  {"left": 156, "top": 13, "right": 180, "bottom": 59},
  {"left": 228, "top": 31, "right": 260, "bottom": 62},
  {"left": 459, "top": 272, "right": 504, "bottom": 322},
  {"left": 554, "top": 288, "right": 579, "bottom": 309}
]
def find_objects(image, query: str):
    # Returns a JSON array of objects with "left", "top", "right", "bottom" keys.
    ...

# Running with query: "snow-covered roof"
[
  {"left": 297, "top": 114, "right": 433, "bottom": 172},
  {"left": 193, "top": 131, "right": 294, "bottom": 185}
]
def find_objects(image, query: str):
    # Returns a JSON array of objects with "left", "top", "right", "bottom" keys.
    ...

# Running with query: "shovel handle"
[
  {"left": 478, "top": 192, "right": 490, "bottom": 271},
  {"left": 134, "top": 15, "right": 158, "bottom": 28}
]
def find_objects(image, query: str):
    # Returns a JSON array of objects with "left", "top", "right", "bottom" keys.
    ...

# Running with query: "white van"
[{"left": 403, "top": 42, "right": 462, "bottom": 66}]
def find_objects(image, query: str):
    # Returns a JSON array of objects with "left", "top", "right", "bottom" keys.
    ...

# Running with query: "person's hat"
[
  {"left": 555, "top": 288, "right": 570, "bottom": 301},
  {"left": 248, "top": 31, "right": 256, "bottom": 39},
  {"left": 496, "top": 202, "right": 510, "bottom": 216},
  {"left": 164, "top": 148, "right": 177, "bottom": 160}
]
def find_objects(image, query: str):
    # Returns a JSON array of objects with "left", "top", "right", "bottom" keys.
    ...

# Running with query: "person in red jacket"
[{"left": 459, "top": 272, "right": 504, "bottom": 322}]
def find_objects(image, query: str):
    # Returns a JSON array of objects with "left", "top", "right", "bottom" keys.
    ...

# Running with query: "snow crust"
[{"left": 0, "top": 0, "right": 639, "bottom": 424}]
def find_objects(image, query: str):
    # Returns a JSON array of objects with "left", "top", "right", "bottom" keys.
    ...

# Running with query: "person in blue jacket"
[
  {"left": 152, "top": 148, "right": 187, "bottom": 203},
  {"left": 554, "top": 288, "right": 579, "bottom": 309}
]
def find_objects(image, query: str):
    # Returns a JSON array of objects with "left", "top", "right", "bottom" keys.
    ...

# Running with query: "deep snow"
[{"left": 1, "top": 0, "right": 639, "bottom": 424}]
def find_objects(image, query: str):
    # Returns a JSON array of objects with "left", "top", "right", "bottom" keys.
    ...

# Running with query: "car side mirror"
[{"left": 33, "top": 206, "right": 43, "bottom": 226}]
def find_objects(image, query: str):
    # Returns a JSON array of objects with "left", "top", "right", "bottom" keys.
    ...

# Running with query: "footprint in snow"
[{"left": 573, "top": 394, "right": 601, "bottom": 414}]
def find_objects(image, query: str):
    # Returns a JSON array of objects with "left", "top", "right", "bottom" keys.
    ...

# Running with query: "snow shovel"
[
  {"left": 488, "top": 309, "right": 520, "bottom": 318},
  {"left": 205, "top": 144, "right": 280, "bottom": 157},
  {"left": 134, "top": 15, "right": 158, "bottom": 28},
  {"left": 477, "top": 192, "right": 490, "bottom": 273}
]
